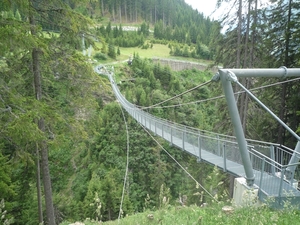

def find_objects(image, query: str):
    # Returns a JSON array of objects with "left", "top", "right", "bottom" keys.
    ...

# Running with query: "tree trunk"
[
  {"left": 29, "top": 1, "right": 56, "bottom": 224},
  {"left": 119, "top": 3, "right": 122, "bottom": 23},
  {"left": 229, "top": 175, "right": 235, "bottom": 198},
  {"left": 101, "top": 0, "right": 104, "bottom": 16},
  {"left": 155, "top": 4, "right": 157, "bottom": 23},
  {"left": 162, "top": 3, "right": 165, "bottom": 28},
  {"left": 36, "top": 145, "right": 43, "bottom": 224},
  {"left": 278, "top": 84, "right": 287, "bottom": 144},
  {"left": 150, "top": 4, "right": 153, "bottom": 24},
  {"left": 242, "top": 79, "right": 250, "bottom": 132},
  {"left": 236, "top": 0, "right": 242, "bottom": 68},
  {"left": 243, "top": 0, "right": 251, "bottom": 68},
  {"left": 112, "top": 7, "right": 115, "bottom": 21},
  {"left": 239, "top": 0, "right": 252, "bottom": 133},
  {"left": 108, "top": 209, "right": 111, "bottom": 221},
  {"left": 278, "top": 0, "right": 292, "bottom": 144},
  {"left": 32, "top": 47, "right": 56, "bottom": 225},
  {"left": 135, "top": 0, "right": 137, "bottom": 22},
  {"left": 250, "top": 0, "right": 258, "bottom": 67},
  {"left": 124, "top": 0, "right": 127, "bottom": 22}
]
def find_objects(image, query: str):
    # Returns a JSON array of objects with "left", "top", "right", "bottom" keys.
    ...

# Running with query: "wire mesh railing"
[{"left": 109, "top": 75, "right": 300, "bottom": 197}]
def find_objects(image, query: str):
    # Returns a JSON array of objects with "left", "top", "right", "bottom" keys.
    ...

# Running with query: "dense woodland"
[{"left": 0, "top": 0, "right": 300, "bottom": 224}]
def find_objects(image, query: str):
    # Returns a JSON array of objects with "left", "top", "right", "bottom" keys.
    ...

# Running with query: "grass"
[
  {"left": 119, "top": 44, "right": 170, "bottom": 59},
  {"left": 92, "top": 43, "right": 171, "bottom": 64},
  {"left": 92, "top": 43, "right": 213, "bottom": 67},
  {"left": 60, "top": 203, "right": 300, "bottom": 225}
]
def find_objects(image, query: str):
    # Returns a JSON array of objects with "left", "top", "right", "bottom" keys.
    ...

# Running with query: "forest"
[{"left": 0, "top": 0, "right": 300, "bottom": 224}]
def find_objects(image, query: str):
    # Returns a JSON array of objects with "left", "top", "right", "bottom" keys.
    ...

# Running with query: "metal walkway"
[{"left": 104, "top": 70, "right": 300, "bottom": 208}]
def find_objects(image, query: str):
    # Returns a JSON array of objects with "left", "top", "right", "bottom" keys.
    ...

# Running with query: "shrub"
[{"left": 93, "top": 52, "right": 107, "bottom": 61}]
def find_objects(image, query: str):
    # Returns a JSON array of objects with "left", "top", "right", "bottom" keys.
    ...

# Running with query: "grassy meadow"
[
  {"left": 60, "top": 203, "right": 300, "bottom": 225},
  {"left": 92, "top": 42, "right": 213, "bottom": 66}
]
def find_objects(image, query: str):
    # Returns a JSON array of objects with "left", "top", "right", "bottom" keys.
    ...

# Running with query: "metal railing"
[{"left": 109, "top": 75, "right": 300, "bottom": 197}]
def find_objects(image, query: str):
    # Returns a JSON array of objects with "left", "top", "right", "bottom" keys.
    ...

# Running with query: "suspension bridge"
[{"left": 96, "top": 64, "right": 300, "bottom": 208}]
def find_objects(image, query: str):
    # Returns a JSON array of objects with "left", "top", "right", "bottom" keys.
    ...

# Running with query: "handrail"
[
  {"left": 282, "top": 162, "right": 300, "bottom": 169},
  {"left": 250, "top": 147, "right": 283, "bottom": 169},
  {"left": 111, "top": 75, "right": 293, "bottom": 150},
  {"left": 112, "top": 73, "right": 300, "bottom": 160}
]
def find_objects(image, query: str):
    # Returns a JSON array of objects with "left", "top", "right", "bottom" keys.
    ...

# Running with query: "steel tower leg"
[
  {"left": 220, "top": 70, "right": 255, "bottom": 186},
  {"left": 285, "top": 141, "right": 300, "bottom": 180}
]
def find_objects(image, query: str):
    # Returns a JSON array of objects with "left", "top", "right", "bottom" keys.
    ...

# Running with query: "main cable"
[
  {"left": 117, "top": 103, "right": 130, "bottom": 222},
  {"left": 140, "top": 124, "right": 219, "bottom": 203},
  {"left": 145, "top": 77, "right": 300, "bottom": 109},
  {"left": 141, "top": 80, "right": 212, "bottom": 110}
]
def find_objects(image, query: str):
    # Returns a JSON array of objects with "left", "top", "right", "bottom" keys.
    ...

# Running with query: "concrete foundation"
[{"left": 232, "top": 177, "right": 261, "bottom": 207}]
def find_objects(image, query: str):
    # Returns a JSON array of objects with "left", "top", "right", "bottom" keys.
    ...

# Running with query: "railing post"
[
  {"left": 198, "top": 131, "right": 201, "bottom": 162},
  {"left": 259, "top": 158, "right": 265, "bottom": 192},
  {"left": 155, "top": 121, "right": 157, "bottom": 134},
  {"left": 280, "top": 146, "right": 284, "bottom": 165},
  {"left": 171, "top": 127, "right": 173, "bottom": 144},
  {"left": 218, "top": 135, "right": 221, "bottom": 156},
  {"left": 278, "top": 167, "right": 285, "bottom": 207},
  {"left": 223, "top": 143, "right": 226, "bottom": 172},
  {"left": 182, "top": 128, "right": 185, "bottom": 150},
  {"left": 162, "top": 124, "right": 164, "bottom": 138},
  {"left": 270, "top": 145, "right": 275, "bottom": 175}
]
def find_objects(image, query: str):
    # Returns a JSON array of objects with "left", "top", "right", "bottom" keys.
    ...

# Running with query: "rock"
[
  {"left": 222, "top": 205, "right": 234, "bottom": 214},
  {"left": 147, "top": 214, "right": 154, "bottom": 220}
]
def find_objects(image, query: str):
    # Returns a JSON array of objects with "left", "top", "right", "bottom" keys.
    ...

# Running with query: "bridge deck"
[
  {"left": 142, "top": 121, "right": 300, "bottom": 198},
  {"left": 104, "top": 70, "right": 300, "bottom": 206}
]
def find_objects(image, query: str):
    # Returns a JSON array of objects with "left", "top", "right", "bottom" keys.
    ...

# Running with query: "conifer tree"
[
  {"left": 0, "top": 0, "right": 95, "bottom": 224},
  {"left": 108, "top": 42, "right": 117, "bottom": 59}
]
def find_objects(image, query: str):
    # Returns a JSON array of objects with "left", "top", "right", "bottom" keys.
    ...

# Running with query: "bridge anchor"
[{"left": 233, "top": 177, "right": 261, "bottom": 207}]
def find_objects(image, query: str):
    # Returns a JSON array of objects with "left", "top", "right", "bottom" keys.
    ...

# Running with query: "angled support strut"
[{"left": 219, "top": 70, "right": 255, "bottom": 186}]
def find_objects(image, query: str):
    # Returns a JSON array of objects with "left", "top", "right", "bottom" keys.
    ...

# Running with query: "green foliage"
[
  {"left": 138, "top": 22, "right": 150, "bottom": 37},
  {"left": 115, "top": 32, "right": 144, "bottom": 48},
  {"left": 169, "top": 42, "right": 212, "bottom": 60},
  {"left": 67, "top": 203, "right": 300, "bottom": 225},
  {"left": 96, "top": 23, "right": 145, "bottom": 48},
  {"left": 94, "top": 52, "right": 108, "bottom": 60},
  {"left": 0, "top": 153, "right": 15, "bottom": 200},
  {"left": 108, "top": 42, "right": 116, "bottom": 59},
  {"left": 0, "top": 199, "right": 14, "bottom": 225},
  {"left": 4, "top": 1, "right": 300, "bottom": 225}
]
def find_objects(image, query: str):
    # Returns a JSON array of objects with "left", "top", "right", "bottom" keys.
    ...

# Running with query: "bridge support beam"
[
  {"left": 220, "top": 70, "right": 255, "bottom": 186},
  {"left": 285, "top": 141, "right": 300, "bottom": 180}
]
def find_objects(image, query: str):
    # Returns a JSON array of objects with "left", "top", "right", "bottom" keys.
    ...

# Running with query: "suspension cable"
[
  {"left": 140, "top": 124, "right": 219, "bottom": 203},
  {"left": 146, "top": 77, "right": 300, "bottom": 109},
  {"left": 141, "top": 80, "right": 212, "bottom": 110},
  {"left": 118, "top": 103, "right": 130, "bottom": 222}
]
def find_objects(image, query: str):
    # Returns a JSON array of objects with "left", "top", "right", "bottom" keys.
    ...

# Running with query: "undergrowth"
[{"left": 60, "top": 202, "right": 300, "bottom": 225}]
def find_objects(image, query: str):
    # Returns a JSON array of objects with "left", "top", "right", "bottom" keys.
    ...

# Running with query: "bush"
[{"left": 93, "top": 53, "right": 107, "bottom": 61}]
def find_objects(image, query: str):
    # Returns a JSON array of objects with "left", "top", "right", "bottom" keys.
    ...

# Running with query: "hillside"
[
  {"left": 1, "top": 0, "right": 300, "bottom": 224},
  {"left": 61, "top": 204, "right": 300, "bottom": 225}
]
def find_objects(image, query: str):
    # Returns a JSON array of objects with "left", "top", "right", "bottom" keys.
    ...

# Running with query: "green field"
[
  {"left": 119, "top": 44, "right": 170, "bottom": 59},
  {"left": 93, "top": 42, "right": 213, "bottom": 66},
  {"left": 93, "top": 43, "right": 171, "bottom": 62}
]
